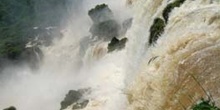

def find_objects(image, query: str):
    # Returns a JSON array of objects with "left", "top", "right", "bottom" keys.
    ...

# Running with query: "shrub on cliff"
[
  {"left": 162, "top": 0, "right": 186, "bottom": 22},
  {"left": 192, "top": 98, "right": 220, "bottom": 110},
  {"left": 149, "top": 18, "right": 165, "bottom": 45}
]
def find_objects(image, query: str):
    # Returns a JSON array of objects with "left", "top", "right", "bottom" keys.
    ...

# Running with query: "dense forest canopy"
[{"left": 0, "top": 0, "right": 72, "bottom": 61}]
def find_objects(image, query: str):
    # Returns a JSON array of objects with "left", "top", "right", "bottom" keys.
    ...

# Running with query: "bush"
[
  {"left": 162, "top": 0, "right": 186, "bottom": 22},
  {"left": 192, "top": 98, "right": 220, "bottom": 110},
  {"left": 149, "top": 18, "right": 165, "bottom": 45}
]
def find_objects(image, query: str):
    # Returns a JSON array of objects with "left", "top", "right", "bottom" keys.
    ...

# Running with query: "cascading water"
[
  {"left": 127, "top": 0, "right": 220, "bottom": 110},
  {"left": 1, "top": 0, "right": 220, "bottom": 110}
]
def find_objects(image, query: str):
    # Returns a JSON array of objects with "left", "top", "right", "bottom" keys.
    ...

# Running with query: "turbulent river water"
[{"left": 1, "top": 0, "right": 220, "bottom": 110}]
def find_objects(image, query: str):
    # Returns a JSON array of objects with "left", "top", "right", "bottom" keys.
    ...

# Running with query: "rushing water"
[{"left": 1, "top": 0, "right": 220, "bottom": 110}]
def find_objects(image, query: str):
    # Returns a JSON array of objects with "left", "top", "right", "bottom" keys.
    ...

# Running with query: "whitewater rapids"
[{"left": 1, "top": 0, "right": 220, "bottom": 110}]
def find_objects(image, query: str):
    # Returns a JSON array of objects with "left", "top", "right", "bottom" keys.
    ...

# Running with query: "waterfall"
[
  {"left": 127, "top": 0, "right": 220, "bottom": 110},
  {"left": 1, "top": 0, "right": 220, "bottom": 110}
]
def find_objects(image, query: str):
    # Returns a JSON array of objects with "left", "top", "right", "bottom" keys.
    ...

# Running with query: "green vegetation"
[
  {"left": 149, "top": 18, "right": 165, "bottom": 45},
  {"left": 192, "top": 98, "right": 220, "bottom": 110},
  {"left": 148, "top": 0, "right": 186, "bottom": 46},
  {"left": 162, "top": 0, "right": 186, "bottom": 22},
  {"left": 0, "top": 0, "right": 35, "bottom": 59},
  {"left": 0, "top": 0, "right": 68, "bottom": 61},
  {"left": 0, "top": 41, "right": 25, "bottom": 59}
]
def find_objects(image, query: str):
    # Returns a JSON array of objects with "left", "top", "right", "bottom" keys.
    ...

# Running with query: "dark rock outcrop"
[
  {"left": 86, "top": 4, "right": 130, "bottom": 53},
  {"left": 108, "top": 37, "right": 127, "bottom": 52},
  {"left": 88, "top": 4, "right": 114, "bottom": 23},
  {"left": 90, "top": 20, "right": 120, "bottom": 40},
  {"left": 88, "top": 4, "right": 120, "bottom": 40},
  {"left": 3, "top": 106, "right": 16, "bottom": 110},
  {"left": 60, "top": 88, "right": 91, "bottom": 110},
  {"left": 149, "top": 18, "right": 165, "bottom": 45},
  {"left": 71, "top": 100, "right": 89, "bottom": 110}
]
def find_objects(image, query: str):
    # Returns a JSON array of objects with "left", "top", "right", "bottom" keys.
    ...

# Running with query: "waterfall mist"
[{"left": 0, "top": 0, "right": 131, "bottom": 110}]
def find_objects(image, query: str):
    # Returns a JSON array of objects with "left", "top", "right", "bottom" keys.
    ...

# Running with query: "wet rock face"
[
  {"left": 3, "top": 106, "right": 16, "bottom": 110},
  {"left": 60, "top": 90, "right": 82, "bottom": 110},
  {"left": 60, "top": 89, "right": 91, "bottom": 110},
  {"left": 71, "top": 100, "right": 89, "bottom": 110},
  {"left": 108, "top": 37, "right": 127, "bottom": 52},
  {"left": 87, "top": 4, "right": 130, "bottom": 53},
  {"left": 88, "top": 4, "right": 120, "bottom": 40},
  {"left": 90, "top": 20, "right": 120, "bottom": 40}
]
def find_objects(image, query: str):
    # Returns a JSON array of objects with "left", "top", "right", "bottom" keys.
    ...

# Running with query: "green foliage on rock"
[
  {"left": 162, "top": 0, "right": 186, "bottom": 22},
  {"left": 149, "top": 18, "right": 165, "bottom": 45},
  {"left": 147, "top": 0, "right": 185, "bottom": 46},
  {"left": 192, "top": 98, "right": 220, "bottom": 110}
]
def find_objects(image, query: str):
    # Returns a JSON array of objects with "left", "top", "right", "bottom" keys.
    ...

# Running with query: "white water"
[{"left": 1, "top": 0, "right": 220, "bottom": 110}]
